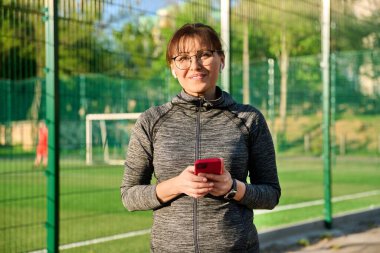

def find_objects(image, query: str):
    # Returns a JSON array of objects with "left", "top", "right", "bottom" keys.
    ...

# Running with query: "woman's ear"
[
  {"left": 220, "top": 57, "right": 225, "bottom": 72},
  {"left": 171, "top": 69, "right": 177, "bottom": 78}
]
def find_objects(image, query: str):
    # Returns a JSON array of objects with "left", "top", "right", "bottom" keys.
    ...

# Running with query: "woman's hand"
[
  {"left": 174, "top": 166, "right": 214, "bottom": 199},
  {"left": 198, "top": 167, "right": 233, "bottom": 197}
]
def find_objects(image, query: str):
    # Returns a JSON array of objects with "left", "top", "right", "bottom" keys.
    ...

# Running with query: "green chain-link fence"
[{"left": 1, "top": 0, "right": 379, "bottom": 252}]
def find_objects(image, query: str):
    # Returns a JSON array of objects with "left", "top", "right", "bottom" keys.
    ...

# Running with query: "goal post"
[{"left": 86, "top": 113, "right": 141, "bottom": 165}]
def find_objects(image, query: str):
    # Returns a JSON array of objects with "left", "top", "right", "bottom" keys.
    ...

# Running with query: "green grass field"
[{"left": 0, "top": 156, "right": 379, "bottom": 252}]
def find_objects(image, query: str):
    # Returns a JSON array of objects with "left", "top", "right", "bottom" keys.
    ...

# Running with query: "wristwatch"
[{"left": 224, "top": 179, "right": 237, "bottom": 200}]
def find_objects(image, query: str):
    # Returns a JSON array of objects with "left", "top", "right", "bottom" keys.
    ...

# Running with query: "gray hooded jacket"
[{"left": 121, "top": 87, "right": 281, "bottom": 252}]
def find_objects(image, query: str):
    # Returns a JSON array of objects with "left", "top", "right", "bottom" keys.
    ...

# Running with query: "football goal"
[{"left": 85, "top": 113, "right": 141, "bottom": 165}]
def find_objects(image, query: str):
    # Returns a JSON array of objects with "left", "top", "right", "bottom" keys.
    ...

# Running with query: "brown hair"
[{"left": 166, "top": 23, "right": 224, "bottom": 66}]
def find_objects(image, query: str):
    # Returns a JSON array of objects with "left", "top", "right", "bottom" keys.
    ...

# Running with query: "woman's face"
[{"left": 171, "top": 37, "right": 224, "bottom": 100}]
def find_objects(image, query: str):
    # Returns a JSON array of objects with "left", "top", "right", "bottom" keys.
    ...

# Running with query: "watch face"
[{"left": 226, "top": 190, "right": 237, "bottom": 199}]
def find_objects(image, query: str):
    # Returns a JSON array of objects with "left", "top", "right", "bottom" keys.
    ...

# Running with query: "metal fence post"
[
  {"left": 221, "top": 0, "right": 230, "bottom": 93},
  {"left": 268, "top": 58, "right": 275, "bottom": 134},
  {"left": 44, "top": 0, "right": 60, "bottom": 252},
  {"left": 6, "top": 80, "right": 12, "bottom": 145},
  {"left": 331, "top": 53, "right": 336, "bottom": 165},
  {"left": 321, "top": 0, "right": 332, "bottom": 229}
]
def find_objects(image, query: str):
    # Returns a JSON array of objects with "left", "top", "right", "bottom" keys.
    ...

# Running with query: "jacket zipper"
[{"left": 194, "top": 98, "right": 202, "bottom": 253}]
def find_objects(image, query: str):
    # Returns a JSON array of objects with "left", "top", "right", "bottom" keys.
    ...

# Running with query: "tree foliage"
[{"left": 1, "top": 0, "right": 379, "bottom": 122}]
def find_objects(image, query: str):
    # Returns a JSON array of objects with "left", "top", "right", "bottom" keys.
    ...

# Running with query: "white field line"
[
  {"left": 28, "top": 190, "right": 380, "bottom": 252},
  {"left": 255, "top": 189, "right": 380, "bottom": 215},
  {"left": 28, "top": 229, "right": 151, "bottom": 253}
]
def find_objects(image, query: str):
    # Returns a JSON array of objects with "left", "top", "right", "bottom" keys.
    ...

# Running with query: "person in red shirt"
[{"left": 34, "top": 121, "right": 48, "bottom": 168}]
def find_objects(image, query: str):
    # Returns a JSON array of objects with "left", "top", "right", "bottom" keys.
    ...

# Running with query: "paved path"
[
  {"left": 290, "top": 226, "right": 380, "bottom": 253},
  {"left": 260, "top": 208, "right": 380, "bottom": 253}
]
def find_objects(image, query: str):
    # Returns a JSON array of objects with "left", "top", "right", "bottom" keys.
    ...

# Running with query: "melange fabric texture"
[{"left": 121, "top": 86, "right": 281, "bottom": 253}]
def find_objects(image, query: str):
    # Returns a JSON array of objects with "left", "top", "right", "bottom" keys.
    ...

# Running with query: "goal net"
[{"left": 86, "top": 113, "right": 141, "bottom": 165}]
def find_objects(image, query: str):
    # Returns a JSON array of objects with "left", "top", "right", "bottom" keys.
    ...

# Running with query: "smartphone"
[{"left": 194, "top": 158, "right": 224, "bottom": 175}]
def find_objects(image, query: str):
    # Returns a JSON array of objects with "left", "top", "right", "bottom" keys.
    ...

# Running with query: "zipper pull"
[
  {"left": 197, "top": 97, "right": 203, "bottom": 110},
  {"left": 201, "top": 97, "right": 213, "bottom": 109}
]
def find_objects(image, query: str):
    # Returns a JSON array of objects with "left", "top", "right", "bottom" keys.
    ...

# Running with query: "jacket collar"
[{"left": 171, "top": 86, "right": 235, "bottom": 110}]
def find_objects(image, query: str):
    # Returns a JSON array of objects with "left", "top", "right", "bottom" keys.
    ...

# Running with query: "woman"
[{"left": 121, "top": 23, "right": 281, "bottom": 252}]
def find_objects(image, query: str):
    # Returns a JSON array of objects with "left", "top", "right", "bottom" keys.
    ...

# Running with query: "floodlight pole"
[
  {"left": 44, "top": 0, "right": 60, "bottom": 252},
  {"left": 321, "top": 0, "right": 332, "bottom": 229},
  {"left": 221, "top": 0, "right": 230, "bottom": 93}
]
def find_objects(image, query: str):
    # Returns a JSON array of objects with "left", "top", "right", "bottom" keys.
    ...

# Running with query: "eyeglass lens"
[{"left": 174, "top": 50, "right": 215, "bottom": 70}]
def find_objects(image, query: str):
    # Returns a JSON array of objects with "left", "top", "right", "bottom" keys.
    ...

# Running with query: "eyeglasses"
[{"left": 172, "top": 50, "right": 222, "bottom": 70}]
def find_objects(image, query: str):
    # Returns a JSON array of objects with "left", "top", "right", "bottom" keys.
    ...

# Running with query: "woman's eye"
[
  {"left": 201, "top": 51, "right": 213, "bottom": 58},
  {"left": 177, "top": 56, "right": 189, "bottom": 62}
]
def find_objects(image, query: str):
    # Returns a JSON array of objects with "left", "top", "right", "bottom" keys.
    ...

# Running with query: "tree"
[
  {"left": 0, "top": 0, "right": 40, "bottom": 145},
  {"left": 255, "top": 0, "right": 320, "bottom": 135},
  {"left": 232, "top": 0, "right": 256, "bottom": 105}
]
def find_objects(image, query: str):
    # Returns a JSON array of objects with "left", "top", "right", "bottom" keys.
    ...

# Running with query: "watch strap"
[{"left": 224, "top": 179, "right": 237, "bottom": 200}]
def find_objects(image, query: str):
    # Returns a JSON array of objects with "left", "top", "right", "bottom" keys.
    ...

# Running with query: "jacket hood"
[{"left": 171, "top": 86, "right": 235, "bottom": 111}]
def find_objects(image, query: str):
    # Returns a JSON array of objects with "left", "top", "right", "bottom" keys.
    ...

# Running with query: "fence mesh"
[{"left": 1, "top": 0, "right": 379, "bottom": 252}]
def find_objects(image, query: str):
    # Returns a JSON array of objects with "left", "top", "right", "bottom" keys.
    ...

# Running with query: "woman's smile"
[{"left": 188, "top": 72, "right": 207, "bottom": 80}]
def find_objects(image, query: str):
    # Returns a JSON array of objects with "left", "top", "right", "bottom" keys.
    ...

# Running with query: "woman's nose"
[{"left": 189, "top": 55, "right": 202, "bottom": 70}]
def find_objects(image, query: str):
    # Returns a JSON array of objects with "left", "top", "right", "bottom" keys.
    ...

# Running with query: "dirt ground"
[{"left": 261, "top": 208, "right": 380, "bottom": 253}]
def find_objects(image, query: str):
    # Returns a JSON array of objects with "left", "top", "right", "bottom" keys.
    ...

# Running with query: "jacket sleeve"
[
  {"left": 120, "top": 114, "right": 163, "bottom": 211},
  {"left": 238, "top": 112, "right": 281, "bottom": 210}
]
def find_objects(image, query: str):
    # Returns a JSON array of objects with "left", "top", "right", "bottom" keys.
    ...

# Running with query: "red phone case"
[{"left": 194, "top": 158, "right": 224, "bottom": 175}]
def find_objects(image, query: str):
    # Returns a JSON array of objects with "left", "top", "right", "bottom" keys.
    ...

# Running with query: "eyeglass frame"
[{"left": 171, "top": 50, "right": 224, "bottom": 70}]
